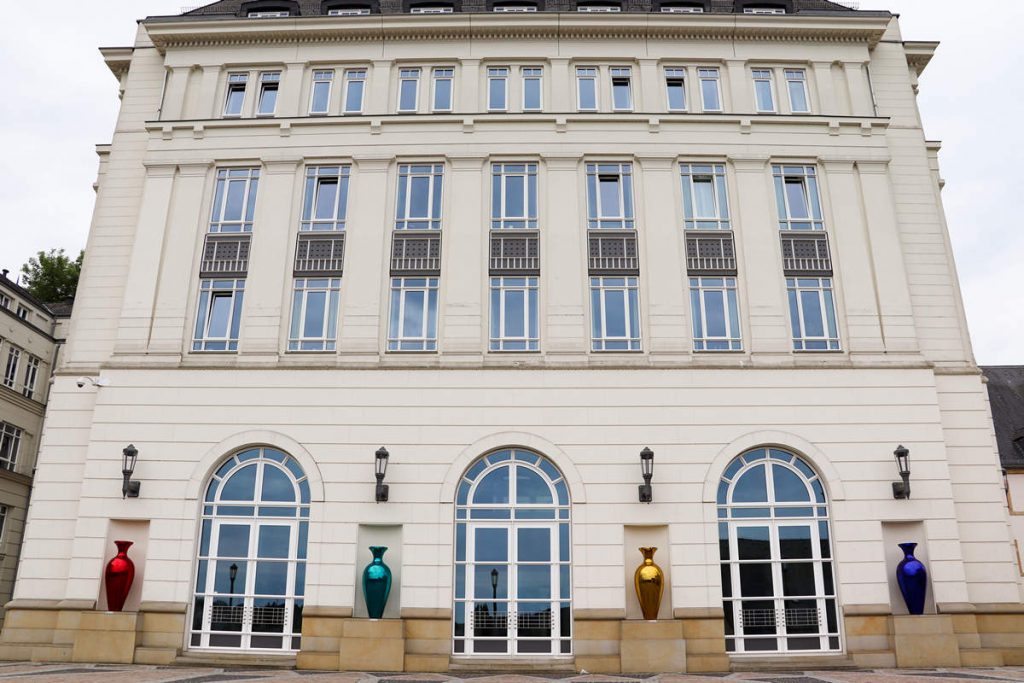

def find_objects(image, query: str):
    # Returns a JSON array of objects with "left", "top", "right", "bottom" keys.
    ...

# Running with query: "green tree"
[{"left": 19, "top": 249, "right": 84, "bottom": 303}]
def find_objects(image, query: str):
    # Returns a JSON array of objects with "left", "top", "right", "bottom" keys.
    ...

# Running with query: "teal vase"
[{"left": 362, "top": 546, "right": 393, "bottom": 619}]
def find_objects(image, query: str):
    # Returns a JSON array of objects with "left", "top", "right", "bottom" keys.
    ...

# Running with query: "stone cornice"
[
  {"left": 904, "top": 40, "right": 939, "bottom": 77},
  {"left": 99, "top": 46, "right": 133, "bottom": 80},
  {"left": 143, "top": 13, "right": 890, "bottom": 51}
]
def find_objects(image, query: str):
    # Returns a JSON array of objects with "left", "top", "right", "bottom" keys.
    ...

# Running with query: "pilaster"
[
  {"left": 843, "top": 61, "right": 874, "bottom": 117},
  {"left": 549, "top": 58, "right": 571, "bottom": 112},
  {"left": 440, "top": 156, "right": 486, "bottom": 358},
  {"left": 637, "top": 59, "right": 661, "bottom": 113},
  {"left": 159, "top": 66, "right": 190, "bottom": 121},
  {"left": 195, "top": 64, "right": 223, "bottom": 120},
  {"left": 812, "top": 61, "right": 838, "bottom": 115},
  {"left": 541, "top": 154, "right": 587, "bottom": 358},
  {"left": 277, "top": 62, "right": 306, "bottom": 118},
  {"left": 458, "top": 59, "right": 480, "bottom": 114},
  {"left": 725, "top": 60, "right": 747, "bottom": 114},
  {"left": 369, "top": 60, "right": 391, "bottom": 115}
]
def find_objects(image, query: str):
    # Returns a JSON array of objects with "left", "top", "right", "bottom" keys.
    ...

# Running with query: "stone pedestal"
[
  {"left": 339, "top": 618, "right": 405, "bottom": 671},
  {"left": 71, "top": 612, "right": 139, "bottom": 664},
  {"left": 619, "top": 620, "right": 685, "bottom": 673},
  {"left": 894, "top": 614, "right": 961, "bottom": 668}
]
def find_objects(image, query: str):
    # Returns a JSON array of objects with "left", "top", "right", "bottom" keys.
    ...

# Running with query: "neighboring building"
[
  {"left": 0, "top": 271, "right": 67, "bottom": 626},
  {"left": 0, "top": 0, "right": 1020, "bottom": 673},
  {"left": 982, "top": 367, "right": 1024, "bottom": 581}
]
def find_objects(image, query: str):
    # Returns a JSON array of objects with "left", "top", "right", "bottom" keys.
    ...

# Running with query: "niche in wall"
[
  {"left": 353, "top": 524, "right": 403, "bottom": 619},
  {"left": 623, "top": 525, "right": 672, "bottom": 620},
  {"left": 881, "top": 520, "right": 936, "bottom": 615},
  {"left": 98, "top": 519, "right": 150, "bottom": 612}
]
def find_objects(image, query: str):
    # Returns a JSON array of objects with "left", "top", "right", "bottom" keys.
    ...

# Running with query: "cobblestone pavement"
[{"left": 1, "top": 664, "right": 1024, "bottom": 683}]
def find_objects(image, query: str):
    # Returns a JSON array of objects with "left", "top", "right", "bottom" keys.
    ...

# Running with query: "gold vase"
[{"left": 633, "top": 546, "right": 664, "bottom": 621}]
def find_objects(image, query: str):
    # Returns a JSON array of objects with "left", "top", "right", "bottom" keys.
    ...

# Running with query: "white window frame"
[
  {"left": 223, "top": 73, "right": 249, "bottom": 117},
  {"left": 256, "top": 71, "right": 281, "bottom": 116},
  {"left": 22, "top": 355, "right": 40, "bottom": 399},
  {"left": 575, "top": 67, "right": 598, "bottom": 111},
  {"left": 590, "top": 276, "right": 641, "bottom": 352},
  {"left": 0, "top": 422, "right": 21, "bottom": 471},
  {"left": 3, "top": 345, "right": 20, "bottom": 389},
  {"left": 309, "top": 69, "right": 334, "bottom": 114},
  {"left": 787, "top": 277, "right": 840, "bottom": 352},
  {"left": 248, "top": 10, "right": 291, "bottom": 17},
  {"left": 577, "top": 4, "right": 620, "bottom": 11},
  {"left": 680, "top": 163, "right": 731, "bottom": 230},
  {"left": 209, "top": 168, "right": 261, "bottom": 233},
  {"left": 699, "top": 67, "right": 722, "bottom": 112},
  {"left": 301, "top": 165, "right": 351, "bottom": 232},
  {"left": 690, "top": 276, "right": 742, "bottom": 351},
  {"left": 432, "top": 67, "right": 455, "bottom": 112},
  {"left": 490, "top": 277, "right": 540, "bottom": 352},
  {"left": 610, "top": 66, "right": 633, "bottom": 111},
  {"left": 522, "top": 66, "right": 543, "bottom": 111},
  {"left": 744, "top": 6, "right": 786, "bottom": 14},
  {"left": 773, "top": 164, "right": 824, "bottom": 231},
  {"left": 398, "top": 68, "right": 421, "bottom": 112},
  {"left": 289, "top": 278, "right": 342, "bottom": 352},
  {"left": 785, "top": 68, "right": 810, "bottom": 113},
  {"left": 491, "top": 163, "right": 539, "bottom": 229},
  {"left": 665, "top": 67, "right": 687, "bottom": 111},
  {"left": 395, "top": 163, "right": 444, "bottom": 230},
  {"left": 493, "top": 3, "right": 537, "bottom": 10},
  {"left": 388, "top": 277, "right": 439, "bottom": 352},
  {"left": 328, "top": 7, "right": 371, "bottom": 14},
  {"left": 487, "top": 67, "right": 509, "bottom": 112},
  {"left": 0, "top": 293, "right": 9, "bottom": 309},
  {"left": 192, "top": 279, "right": 246, "bottom": 352},
  {"left": 586, "top": 162, "right": 634, "bottom": 230},
  {"left": 752, "top": 68, "right": 776, "bottom": 113},
  {"left": 411, "top": 5, "right": 454, "bottom": 12},
  {"left": 15, "top": 305, "right": 28, "bottom": 320},
  {"left": 660, "top": 4, "right": 704, "bottom": 11},
  {"left": 340, "top": 68, "right": 366, "bottom": 113}
]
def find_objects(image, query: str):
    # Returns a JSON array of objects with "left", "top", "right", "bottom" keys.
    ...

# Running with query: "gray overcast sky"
[{"left": 1, "top": 1, "right": 1020, "bottom": 363}]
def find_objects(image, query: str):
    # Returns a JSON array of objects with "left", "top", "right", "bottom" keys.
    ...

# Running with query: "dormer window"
[
  {"left": 493, "top": 1, "right": 538, "bottom": 11},
  {"left": 658, "top": 1, "right": 705, "bottom": 11},
  {"left": 744, "top": 6, "right": 785, "bottom": 13},
  {"left": 577, "top": 1, "right": 620, "bottom": 11},
  {"left": 248, "top": 10, "right": 290, "bottom": 17},
  {"left": 239, "top": 0, "right": 300, "bottom": 17},
  {"left": 411, "top": 4, "right": 454, "bottom": 12},
  {"left": 323, "top": 0, "right": 378, "bottom": 13},
  {"left": 328, "top": 7, "right": 371, "bottom": 14}
]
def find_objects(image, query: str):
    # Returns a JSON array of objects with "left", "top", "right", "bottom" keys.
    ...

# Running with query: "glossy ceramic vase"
[
  {"left": 896, "top": 542, "right": 928, "bottom": 615},
  {"left": 363, "top": 546, "right": 393, "bottom": 619},
  {"left": 633, "top": 546, "right": 664, "bottom": 620},
  {"left": 104, "top": 540, "right": 136, "bottom": 612}
]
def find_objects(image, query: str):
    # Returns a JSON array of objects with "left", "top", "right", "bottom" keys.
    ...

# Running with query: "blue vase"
[
  {"left": 896, "top": 542, "right": 928, "bottom": 615},
  {"left": 362, "top": 546, "right": 393, "bottom": 619}
]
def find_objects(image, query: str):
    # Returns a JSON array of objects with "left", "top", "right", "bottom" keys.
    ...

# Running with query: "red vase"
[{"left": 104, "top": 540, "right": 136, "bottom": 612}]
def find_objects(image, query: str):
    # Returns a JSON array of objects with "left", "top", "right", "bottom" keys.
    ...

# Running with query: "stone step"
[
  {"left": 731, "top": 654, "right": 859, "bottom": 671},
  {"left": 448, "top": 657, "right": 576, "bottom": 672},
  {"left": 960, "top": 648, "right": 1005, "bottom": 667},
  {"left": 134, "top": 646, "right": 179, "bottom": 665},
  {"left": 174, "top": 651, "right": 297, "bottom": 669}
]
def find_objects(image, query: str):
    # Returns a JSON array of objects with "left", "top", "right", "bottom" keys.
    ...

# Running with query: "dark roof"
[
  {"left": 982, "top": 366, "right": 1024, "bottom": 469},
  {"left": 180, "top": 0, "right": 862, "bottom": 17},
  {"left": 0, "top": 270, "right": 56, "bottom": 318},
  {"left": 46, "top": 299, "right": 75, "bottom": 318}
]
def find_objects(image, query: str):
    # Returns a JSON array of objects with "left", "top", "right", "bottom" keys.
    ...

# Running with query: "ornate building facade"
[{"left": 1, "top": 0, "right": 1021, "bottom": 672}]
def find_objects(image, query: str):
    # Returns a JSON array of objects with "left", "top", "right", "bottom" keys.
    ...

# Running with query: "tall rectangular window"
[
  {"left": 398, "top": 68, "right": 421, "bottom": 112},
  {"left": 786, "top": 68, "right": 810, "bottom": 113},
  {"left": 752, "top": 68, "right": 775, "bottom": 112},
  {"left": 586, "top": 163, "right": 634, "bottom": 229},
  {"left": 699, "top": 67, "right": 721, "bottom": 112},
  {"left": 432, "top": 67, "right": 454, "bottom": 111},
  {"left": 289, "top": 278, "right": 341, "bottom": 351},
  {"left": 193, "top": 279, "right": 245, "bottom": 352},
  {"left": 690, "top": 277, "right": 741, "bottom": 351},
  {"left": 490, "top": 277, "right": 539, "bottom": 351},
  {"left": 491, "top": 163, "right": 538, "bottom": 229},
  {"left": 388, "top": 277, "right": 439, "bottom": 351},
  {"left": 0, "top": 423, "right": 21, "bottom": 471},
  {"left": 257, "top": 71, "right": 281, "bottom": 116},
  {"left": 0, "top": 505, "right": 6, "bottom": 542},
  {"left": 610, "top": 67, "right": 632, "bottom": 111},
  {"left": 665, "top": 67, "right": 687, "bottom": 111},
  {"left": 209, "top": 168, "right": 260, "bottom": 233},
  {"left": 22, "top": 355, "right": 40, "bottom": 399},
  {"left": 787, "top": 277, "right": 840, "bottom": 351},
  {"left": 0, "top": 294, "right": 9, "bottom": 309},
  {"left": 310, "top": 69, "right": 334, "bottom": 114},
  {"left": 590, "top": 276, "right": 641, "bottom": 351},
  {"left": 395, "top": 163, "right": 444, "bottom": 230},
  {"left": 522, "top": 67, "right": 543, "bottom": 111},
  {"left": 576, "top": 67, "right": 598, "bottom": 111},
  {"left": 488, "top": 67, "right": 509, "bottom": 111},
  {"left": 15, "top": 306, "right": 27, "bottom": 321},
  {"left": 773, "top": 164, "right": 824, "bottom": 231},
  {"left": 223, "top": 73, "right": 248, "bottom": 117},
  {"left": 3, "top": 346, "right": 20, "bottom": 389},
  {"left": 344, "top": 69, "right": 366, "bottom": 113},
  {"left": 301, "top": 166, "right": 350, "bottom": 231},
  {"left": 680, "top": 163, "right": 730, "bottom": 230}
]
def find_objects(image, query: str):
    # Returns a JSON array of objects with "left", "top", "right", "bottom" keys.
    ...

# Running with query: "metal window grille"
[
  {"left": 686, "top": 232, "right": 737, "bottom": 275},
  {"left": 781, "top": 232, "right": 832, "bottom": 275},
  {"left": 490, "top": 233, "right": 539, "bottom": 275},
  {"left": 200, "top": 235, "right": 251, "bottom": 277},
  {"left": 391, "top": 234, "right": 442, "bottom": 275},
  {"left": 294, "top": 234, "right": 346, "bottom": 276},
  {"left": 588, "top": 232, "right": 639, "bottom": 275}
]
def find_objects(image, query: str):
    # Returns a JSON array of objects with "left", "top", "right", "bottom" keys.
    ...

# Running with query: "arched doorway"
[
  {"left": 453, "top": 448, "right": 571, "bottom": 657},
  {"left": 190, "top": 447, "right": 310, "bottom": 651},
  {"left": 716, "top": 447, "right": 840, "bottom": 654}
]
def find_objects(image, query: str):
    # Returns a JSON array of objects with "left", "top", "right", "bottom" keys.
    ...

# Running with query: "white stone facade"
[{"left": 3, "top": 3, "right": 1020, "bottom": 671}]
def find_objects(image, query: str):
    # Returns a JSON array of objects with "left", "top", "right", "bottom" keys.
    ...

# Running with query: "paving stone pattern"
[{"left": 1, "top": 666, "right": 1024, "bottom": 683}]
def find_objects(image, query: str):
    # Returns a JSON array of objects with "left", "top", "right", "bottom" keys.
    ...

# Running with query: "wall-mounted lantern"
[
  {"left": 375, "top": 446, "right": 390, "bottom": 502},
  {"left": 892, "top": 444, "right": 911, "bottom": 499},
  {"left": 638, "top": 447, "right": 654, "bottom": 503},
  {"left": 121, "top": 444, "right": 141, "bottom": 498}
]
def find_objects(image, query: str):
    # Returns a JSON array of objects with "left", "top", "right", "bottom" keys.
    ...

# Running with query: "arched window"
[
  {"left": 453, "top": 449, "right": 571, "bottom": 657},
  {"left": 716, "top": 448, "right": 839, "bottom": 654},
  {"left": 190, "top": 447, "right": 310, "bottom": 652}
]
